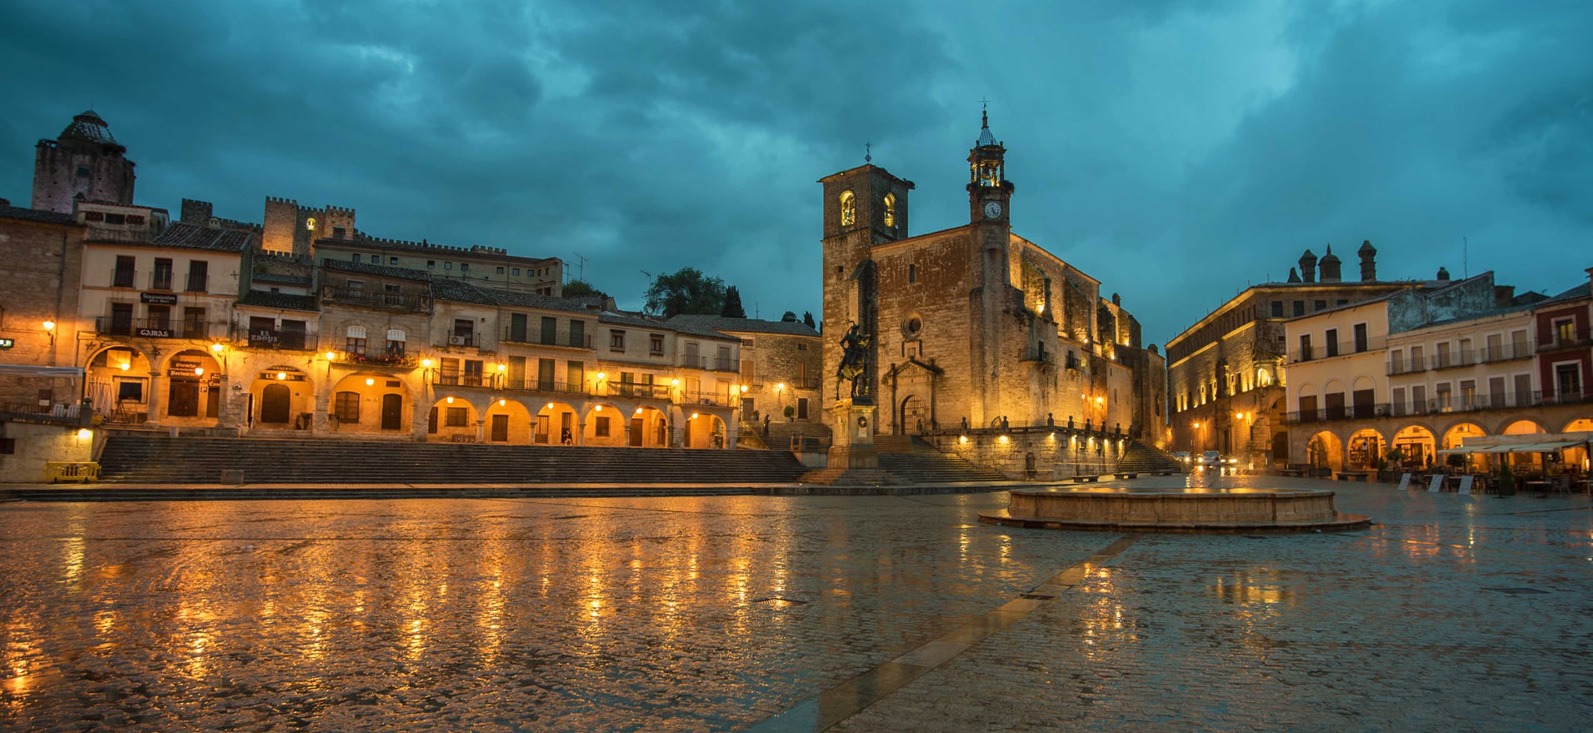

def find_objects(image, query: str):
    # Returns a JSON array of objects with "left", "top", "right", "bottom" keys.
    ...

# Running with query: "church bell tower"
[{"left": 968, "top": 109, "right": 1014, "bottom": 426}]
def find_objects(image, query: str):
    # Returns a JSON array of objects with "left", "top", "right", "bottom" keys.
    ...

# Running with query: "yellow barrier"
[{"left": 45, "top": 462, "right": 101, "bottom": 483}]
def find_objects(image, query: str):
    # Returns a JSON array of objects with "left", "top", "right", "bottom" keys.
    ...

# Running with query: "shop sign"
[
  {"left": 137, "top": 327, "right": 175, "bottom": 338},
  {"left": 168, "top": 358, "right": 202, "bottom": 377},
  {"left": 248, "top": 328, "right": 280, "bottom": 344},
  {"left": 140, "top": 292, "right": 178, "bottom": 305}
]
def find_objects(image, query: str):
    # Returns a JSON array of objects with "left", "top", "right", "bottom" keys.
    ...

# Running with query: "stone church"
[{"left": 820, "top": 113, "right": 1167, "bottom": 444}]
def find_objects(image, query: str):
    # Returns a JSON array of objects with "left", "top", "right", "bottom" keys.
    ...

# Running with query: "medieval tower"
[{"left": 31, "top": 110, "right": 137, "bottom": 214}]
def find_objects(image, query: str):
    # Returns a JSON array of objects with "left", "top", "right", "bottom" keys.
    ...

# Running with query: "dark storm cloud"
[{"left": 1, "top": 0, "right": 1589, "bottom": 339}]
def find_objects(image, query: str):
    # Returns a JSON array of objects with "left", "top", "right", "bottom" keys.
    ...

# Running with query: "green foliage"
[
  {"left": 803, "top": 311, "right": 816, "bottom": 329},
  {"left": 1445, "top": 452, "right": 1466, "bottom": 469},
  {"left": 562, "top": 279, "right": 603, "bottom": 298},
  {"left": 643, "top": 267, "right": 726, "bottom": 317},
  {"left": 783, "top": 405, "right": 796, "bottom": 420},
  {"left": 721, "top": 286, "right": 746, "bottom": 318}
]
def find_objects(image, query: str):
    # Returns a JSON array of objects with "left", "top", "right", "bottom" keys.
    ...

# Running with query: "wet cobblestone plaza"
[{"left": 2, "top": 475, "right": 1591, "bottom": 732}]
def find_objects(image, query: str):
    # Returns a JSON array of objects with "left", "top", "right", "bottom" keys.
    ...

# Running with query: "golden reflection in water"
[
  {"left": 93, "top": 608, "right": 117, "bottom": 637},
  {"left": 404, "top": 584, "right": 429, "bottom": 661},
  {"left": 61, "top": 536, "right": 85, "bottom": 590},
  {"left": 1209, "top": 569, "right": 1295, "bottom": 654},
  {"left": 1077, "top": 567, "right": 1131, "bottom": 662},
  {"left": 2, "top": 618, "right": 43, "bottom": 711}
]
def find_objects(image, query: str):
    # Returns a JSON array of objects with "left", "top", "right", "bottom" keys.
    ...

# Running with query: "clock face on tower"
[{"left": 983, "top": 201, "right": 1003, "bottom": 219}]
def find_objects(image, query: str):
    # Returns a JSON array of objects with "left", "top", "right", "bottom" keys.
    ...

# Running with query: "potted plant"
[{"left": 1497, "top": 464, "right": 1515, "bottom": 496}]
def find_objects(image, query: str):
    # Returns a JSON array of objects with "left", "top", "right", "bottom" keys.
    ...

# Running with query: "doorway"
[
  {"left": 380, "top": 394, "right": 403, "bottom": 431},
  {"left": 490, "top": 414, "right": 509, "bottom": 442},
  {"left": 260, "top": 384, "right": 291, "bottom": 423}
]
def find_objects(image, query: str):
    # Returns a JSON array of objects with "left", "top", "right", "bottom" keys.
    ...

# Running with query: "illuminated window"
[
  {"left": 839, "top": 190, "right": 856, "bottom": 227},
  {"left": 883, "top": 193, "right": 896, "bottom": 227}
]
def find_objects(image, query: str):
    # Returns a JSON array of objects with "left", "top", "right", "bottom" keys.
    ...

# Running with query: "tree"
[
  {"left": 802, "top": 311, "right": 816, "bottom": 328},
  {"left": 562, "top": 279, "right": 603, "bottom": 298},
  {"left": 781, "top": 311, "right": 798, "bottom": 322},
  {"left": 643, "top": 267, "right": 726, "bottom": 317},
  {"left": 721, "top": 286, "right": 746, "bottom": 318}
]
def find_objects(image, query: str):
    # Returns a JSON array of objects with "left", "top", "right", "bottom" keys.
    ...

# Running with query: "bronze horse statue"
[{"left": 835, "top": 324, "right": 871, "bottom": 401}]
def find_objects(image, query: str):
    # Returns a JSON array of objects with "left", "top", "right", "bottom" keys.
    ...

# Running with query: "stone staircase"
[
  {"left": 796, "top": 435, "right": 1008, "bottom": 485},
  {"left": 1115, "top": 442, "right": 1186, "bottom": 475},
  {"left": 94, "top": 436, "right": 810, "bottom": 485}
]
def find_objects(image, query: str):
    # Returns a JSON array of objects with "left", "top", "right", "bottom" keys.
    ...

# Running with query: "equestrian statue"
[{"left": 835, "top": 323, "right": 872, "bottom": 402}]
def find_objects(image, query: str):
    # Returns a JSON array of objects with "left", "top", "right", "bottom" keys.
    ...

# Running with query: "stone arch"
[
  {"left": 1440, "top": 421, "right": 1487, "bottom": 471},
  {"left": 580, "top": 401, "right": 624, "bottom": 447},
  {"left": 333, "top": 372, "right": 414, "bottom": 435},
  {"left": 250, "top": 365, "right": 312, "bottom": 432},
  {"left": 429, "top": 394, "right": 479, "bottom": 441},
  {"left": 1391, "top": 424, "right": 1437, "bottom": 469},
  {"left": 1562, "top": 418, "right": 1592, "bottom": 472},
  {"left": 683, "top": 410, "right": 729, "bottom": 449},
  {"left": 157, "top": 348, "right": 224, "bottom": 424},
  {"left": 1307, "top": 430, "right": 1343, "bottom": 473},
  {"left": 1501, "top": 418, "right": 1547, "bottom": 435},
  {"left": 1346, "top": 427, "right": 1385, "bottom": 470},
  {"left": 84, "top": 345, "right": 156, "bottom": 423},
  {"left": 1351, "top": 375, "right": 1376, "bottom": 392},
  {"left": 630, "top": 404, "right": 671, "bottom": 448},
  {"left": 532, "top": 399, "right": 581, "bottom": 445},
  {"left": 1559, "top": 417, "right": 1593, "bottom": 434},
  {"left": 482, "top": 398, "right": 533, "bottom": 444}
]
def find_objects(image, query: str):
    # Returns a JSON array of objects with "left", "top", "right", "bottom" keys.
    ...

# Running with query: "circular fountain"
[{"left": 979, "top": 486, "right": 1371, "bottom": 534}]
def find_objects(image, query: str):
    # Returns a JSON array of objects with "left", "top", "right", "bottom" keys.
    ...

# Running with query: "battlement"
[
  {"left": 470, "top": 245, "right": 508, "bottom": 255},
  {"left": 324, "top": 205, "right": 355, "bottom": 215},
  {"left": 265, "top": 196, "right": 298, "bottom": 206}
]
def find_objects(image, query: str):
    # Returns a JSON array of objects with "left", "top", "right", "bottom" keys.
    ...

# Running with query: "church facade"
[{"left": 820, "top": 114, "right": 1167, "bottom": 444}]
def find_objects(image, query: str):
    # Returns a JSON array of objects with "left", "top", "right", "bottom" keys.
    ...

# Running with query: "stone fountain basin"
[{"left": 979, "top": 487, "right": 1371, "bottom": 534}]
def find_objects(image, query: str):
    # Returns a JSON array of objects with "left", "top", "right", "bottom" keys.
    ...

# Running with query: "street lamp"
[{"left": 41, "top": 320, "right": 56, "bottom": 365}]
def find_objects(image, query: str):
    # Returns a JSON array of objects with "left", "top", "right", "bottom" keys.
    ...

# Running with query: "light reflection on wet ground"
[{"left": 1, "top": 476, "right": 1590, "bottom": 732}]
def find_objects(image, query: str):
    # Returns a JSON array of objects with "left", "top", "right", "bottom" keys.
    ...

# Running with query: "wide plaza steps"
[
  {"left": 1116, "top": 443, "right": 1186, "bottom": 474},
  {"left": 799, "top": 434, "right": 1008, "bottom": 484},
  {"left": 94, "top": 436, "right": 809, "bottom": 485}
]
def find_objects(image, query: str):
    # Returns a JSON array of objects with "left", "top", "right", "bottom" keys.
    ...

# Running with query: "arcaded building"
[{"left": 819, "top": 113, "right": 1165, "bottom": 444}]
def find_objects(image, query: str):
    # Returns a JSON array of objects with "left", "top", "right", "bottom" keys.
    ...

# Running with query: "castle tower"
[
  {"left": 818, "top": 157, "right": 915, "bottom": 412},
  {"left": 31, "top": 110, "right": 137, "bottom": 214},
  {"left": 968, "top": 109, "right": 1014, "bottom": 425}
]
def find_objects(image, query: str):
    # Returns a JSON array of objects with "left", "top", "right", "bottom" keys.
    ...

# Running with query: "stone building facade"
[
  {"left": 667, "top": 314, "right": 827, "bottom": 445},
  {"left": 1166, "top": 244, "right": 1430, "bottom": 467},
  {"left": 819, "top": 113, "right": 1164, "bottom": 444},
  {"left": 0, "top": 203, "right": 86, "bottom": 405}
]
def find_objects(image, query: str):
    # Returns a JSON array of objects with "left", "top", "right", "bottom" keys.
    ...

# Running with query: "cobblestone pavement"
[{"left": 1, "top": 476, "right": 1590, "bottom": 732}]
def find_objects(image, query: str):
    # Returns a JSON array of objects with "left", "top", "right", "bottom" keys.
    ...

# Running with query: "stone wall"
[
  {"left": 0, "top": 213, "right": 85, "bottom": 405},
  {"left": 925, "top": 428, "right": 1129, "bottom": 480},
  {"left": 0, "top": 422, "right": 93, "bottom": 482}
]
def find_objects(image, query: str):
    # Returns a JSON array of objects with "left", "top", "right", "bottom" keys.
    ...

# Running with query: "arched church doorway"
[{"left": 901, "top": 395, "right": 927, "bottom": 435}]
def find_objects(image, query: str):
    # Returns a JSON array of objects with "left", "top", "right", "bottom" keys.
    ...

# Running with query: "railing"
[
  {"left": 340, "top": 350, "right": 418, "bottom": 368},
  {"left": 1483, "top": 343, "right": 1533, "bottom": 362},
  {"left": 608, "top": 383, "right": 672, "bottom": 400},
  {"left": 500, "top": 379, "right": 589, "bottom": 395},
  {"left": 149, "top": 271, "right": 173, "bottom": 291},
  {"left": 678, "top": 355, "right": 739, "bottom": 372},
  {"left": 321, "top": 285, "right": 431, "bottom": 312},
  {"left": 1020, "top": 344, "right": 1054, "bottom": 364},
  {"left": 434, "top": 372, "right": 490, "bottom": 387},
  {"left": 1540, "top": 327, "right": 1592, "bottom": 352},
  {"left": 501, "top": 329, "right": 594, "bottom": 349},
  {"left": 111, "top": 269, "right": 136, "bottom": 288},
  {"left": 680, "top": 389, "right": 734, "bottom": 407},
  {"left": 1291, "top": 389, "right": 1593, "bottom": 423},
  {"left": 1389, "top": 343, "right": 1537, "bottom": 374},
  {"left": 1288, "top": 335, "right": 1386, "bottom": 364},
  {"left": 0, "top": 402, "right": 84, "bottom": 426},
  {"left": 95, "top": 316, "right": 225, "bottom": 339},
  {"left": 438, "top": 333, "right": 483, "bottom": 348}
]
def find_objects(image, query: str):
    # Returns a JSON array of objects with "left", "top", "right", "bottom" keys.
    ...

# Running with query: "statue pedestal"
[{"left": 827, "top": 399, "right": 878, "bottom": 470}]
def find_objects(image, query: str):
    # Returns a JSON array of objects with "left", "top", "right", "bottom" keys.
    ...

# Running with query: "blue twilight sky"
[{"left": 2, "top": 0, "right": 1590, "bottom": 346}]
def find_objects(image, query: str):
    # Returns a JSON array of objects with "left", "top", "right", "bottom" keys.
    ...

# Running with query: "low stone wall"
[
  {"left": 0, "top": 421, "right": 93, "bottom": 483},
  {"left": 924, "top": 428, "right": 1129, "bottom": 480}
]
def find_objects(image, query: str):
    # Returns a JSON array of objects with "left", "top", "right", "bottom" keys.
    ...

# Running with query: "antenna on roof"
[
  {"left": 1463, "top": 236, "right": 1468, "bottom": 278},
  {"left": 569, "top": 252, "right": 587, "bottom": 282}
]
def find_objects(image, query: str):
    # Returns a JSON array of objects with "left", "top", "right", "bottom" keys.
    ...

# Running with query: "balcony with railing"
[
  {"left": 502, "top": 329, "right": 595, "bottom": 350},
  {"left": 436, "top": 333, "right": 487, "bottom": 349},
  {"left": 1019, "top": 343, "right": 1054, "bottom": 364},
  {"left": 500, "top": 378, "right": 590, "bottom": 396},
  {"left": 321, "top": 285, "right": 431, "bottom": 313},
  {"left": 678, "top": 354, "right": 739, "bottom": 372},
  {"left": 679, "top": 389, "right": 735, "bottom": 407},
  {"left": 95, "top": 316, "right": 225, "bottom": 340},
  {"left": 338, "top": 349, "right": 418, "bottom": 369},
  {"left": 245, "top": 328, "right": 314, "bottom": 351},
  {"left": 1540, "top": 327, "right": 1592, "bottom": 353},
  {"left": 1288, "top": 335, "right": 1386, "bottom": 364},
  {"left": 1290, "top": 389, "right": 1593, "bottom": 423},
  {"left": 1482, "top": 342, "right": 1534, "bottom": 362},
  {"left": 608, "top": 382, "right": 672, "bottom": 400},
  {"left": 433, "top": 371, "right": 491, "bottom": 387}
]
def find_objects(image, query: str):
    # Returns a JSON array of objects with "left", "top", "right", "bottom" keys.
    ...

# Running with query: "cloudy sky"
[{"left": 2, "top": 0, "right": 1589, "bottom": 345}]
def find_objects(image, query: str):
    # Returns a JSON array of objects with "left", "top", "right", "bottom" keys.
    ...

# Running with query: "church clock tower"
[
  {"left": 968, "top": 109, "right": 1012, "bottom": 224},
  {"left": 968, "top": 109, "right": 1014, "bottom": 427}
]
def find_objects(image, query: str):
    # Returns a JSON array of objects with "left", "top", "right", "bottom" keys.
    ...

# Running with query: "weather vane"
[{"left": 864, "top": 142, "right": 871, "bottom": 163}]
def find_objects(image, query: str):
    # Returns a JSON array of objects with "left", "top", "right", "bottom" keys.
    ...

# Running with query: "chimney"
[
  {"left": 1318, "top": 245, "right": 1342, "bottom": 283},
  {"left": 1437, "top": 267, "right": 1450, "bottom": 281},
  {"left": 1287, "top": 267, "right": 1301, "bottom": 283},
  {"left": 1358, "top": 240, "right": 1377, "bottom": 281},
  {"left": 1298, "top": 249, "right": 1318, "bottom": 283}
]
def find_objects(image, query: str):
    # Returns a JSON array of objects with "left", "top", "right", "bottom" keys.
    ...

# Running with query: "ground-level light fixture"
[
  {"left": 959, "top": 435, "right": 968, "bottom": 444},
  {"left": 998, "top": 435, "right": 1009, "bottom": 444}
]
